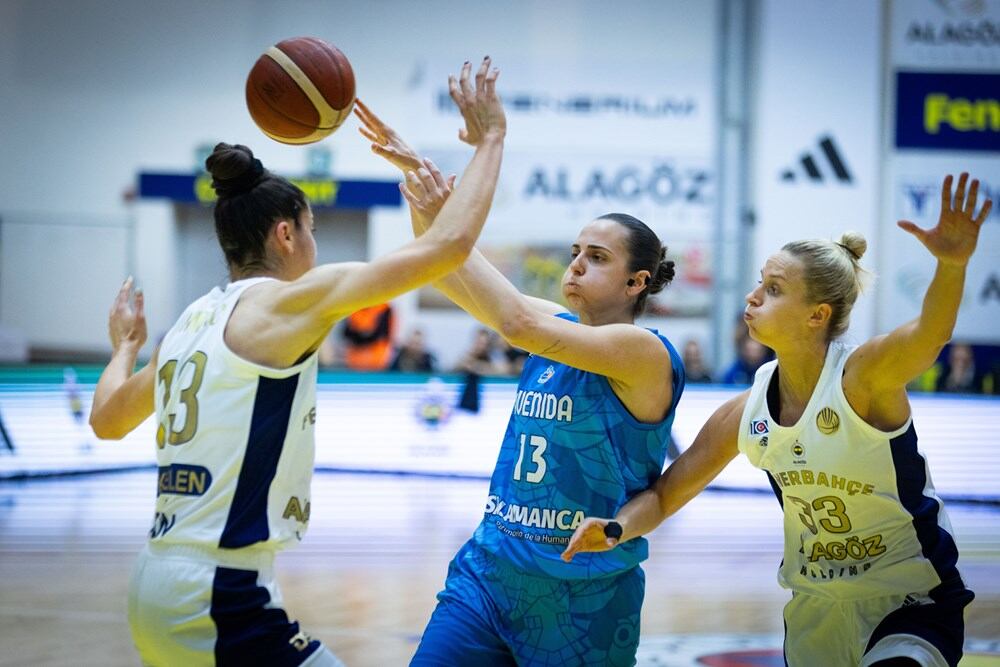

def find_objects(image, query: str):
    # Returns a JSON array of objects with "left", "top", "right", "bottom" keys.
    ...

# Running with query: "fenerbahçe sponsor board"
[{"left": 896, "top": 71, "right": 1000, "bottom": 152}]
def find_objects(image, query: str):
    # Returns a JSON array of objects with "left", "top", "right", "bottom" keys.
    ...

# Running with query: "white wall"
[
  {"left": 1, "top": 0, "right": 722, "bottom": 361},
  {"left": 750, "top": 0, "right": 883, "bottom": 346},
  {"left": 8, "top": 1, "right": 989, "bottom": 363}
]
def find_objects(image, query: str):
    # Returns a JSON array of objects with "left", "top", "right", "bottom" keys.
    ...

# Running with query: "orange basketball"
[{"left": 245, "top": 37, "right": 355, "bottom": 145}]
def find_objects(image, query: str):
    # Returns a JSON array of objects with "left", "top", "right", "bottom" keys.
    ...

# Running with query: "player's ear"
[
  {"left": 271, "top": 220, "right": 295, "bottom": 251},
  {"left": 808, "top": 303, "right": 832, "bottom": 330}
]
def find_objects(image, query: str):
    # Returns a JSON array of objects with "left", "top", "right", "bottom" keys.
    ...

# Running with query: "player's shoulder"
[{"left": 722, "top": 388, "right": 752, "bottom": 421}]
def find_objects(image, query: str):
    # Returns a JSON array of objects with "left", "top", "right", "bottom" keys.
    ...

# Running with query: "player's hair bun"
[
  {"left": 648, "top": 246, "right": 675, "bottom": 294},
  {"left": 837, "top": 231, "right": 867, "bottom": 262},
  {"left": 206, "top": 142, "right": 266, "bottom": 198}
]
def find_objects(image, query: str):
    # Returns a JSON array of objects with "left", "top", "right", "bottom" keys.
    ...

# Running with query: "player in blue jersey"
[
  {"left": 87, "top": 58, "right": 505, "bottom": 667},
  {"left": 563, "top": 173, "right": 992, "bottom": 666},
  {"left": 356, "top": 89, "right": 685, "bottom": 666}
]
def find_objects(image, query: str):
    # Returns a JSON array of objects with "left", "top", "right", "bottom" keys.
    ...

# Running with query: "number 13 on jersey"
[
  {"left": 513, "top": 433, "right": 548, "bottom": 483},
  {"left": 156, "top": 351, "right": 208, "bottom": 448}
]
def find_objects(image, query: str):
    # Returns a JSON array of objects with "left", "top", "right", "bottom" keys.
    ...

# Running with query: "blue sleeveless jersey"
[{"left": 471, "top": 313, "right": 685, "bottom": 580}]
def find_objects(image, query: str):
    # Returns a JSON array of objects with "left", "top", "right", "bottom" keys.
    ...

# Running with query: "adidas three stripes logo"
[{"left": 780, "top": 135, "right": 853, "bottom": 184}]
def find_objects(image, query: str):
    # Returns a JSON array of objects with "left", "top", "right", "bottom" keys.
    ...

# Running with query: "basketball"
[{"left": 245, "top": 37, "right": 355, "bottom": 145}]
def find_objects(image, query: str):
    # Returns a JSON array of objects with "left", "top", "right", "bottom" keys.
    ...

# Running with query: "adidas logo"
[{"left": 780, "top": 135, "right": 853, "bottom": 184}]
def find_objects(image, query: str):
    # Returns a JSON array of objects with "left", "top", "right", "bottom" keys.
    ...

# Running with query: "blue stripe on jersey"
[
  {"left": 219, "top": 374, "right": 299, "bottom": 549},
  {"left": 766, "top": 471, "right": 784, "bottom": 508},
  {"left": 889, "top": 423, "right": 961, "bottom": 584},
  {"left": 210, "top": 567, "right": 320, "bottom": 666}
]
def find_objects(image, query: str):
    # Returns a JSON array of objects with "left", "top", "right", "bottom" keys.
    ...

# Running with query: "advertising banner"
[
  {"left": 895, "top": 71, "right": 1000, "bottom": 152},
  {"left": 884, "top": 0, "right": 1000, "bottom": 342}
]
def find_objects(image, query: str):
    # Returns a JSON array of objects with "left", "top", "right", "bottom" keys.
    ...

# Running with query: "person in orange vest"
[{"left": 341, "top": 303, "right": 396, "bottom": 371}]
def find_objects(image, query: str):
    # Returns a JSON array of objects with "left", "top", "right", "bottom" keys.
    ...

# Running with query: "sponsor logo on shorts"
[{"left": 289, "top": 631, "right": 312, "bottom": 651}]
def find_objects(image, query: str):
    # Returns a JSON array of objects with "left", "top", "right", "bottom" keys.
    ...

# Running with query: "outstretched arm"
[
  {"left": 231, "top": 59, "right": 506, "bottom": 368},
  {"left": 848, "top": 173, "right": 992, "bottom": 395},
  {"left": 354, "top": 97, "right": 565, "bottom": 323},
  {"left": 561, "top": 390, "right": 746, "bottom": 561},
  {"left": 90, "top": 277, "right": 156, "bottom": 440},
  {"left": 403, "top": 163, "right": 669, "bottom": 389},
  {"left": 355, "top": 96, "right": 668, "bottom": 390}
]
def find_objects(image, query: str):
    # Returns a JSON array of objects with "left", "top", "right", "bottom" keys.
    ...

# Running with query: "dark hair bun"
[
  {"left": 206, "top": 142, "right": 265, "bottom": 198},
  {"left": 648, "top": 246, "right": 675, "bottom": 294}
]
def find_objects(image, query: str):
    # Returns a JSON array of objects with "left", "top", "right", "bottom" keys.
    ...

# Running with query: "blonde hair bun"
[{"left": 839, "top": 231, "right": 867, "bottom": 261}]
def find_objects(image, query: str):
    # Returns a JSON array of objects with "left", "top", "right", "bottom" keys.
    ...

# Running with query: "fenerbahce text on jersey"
[
  {"left": 737, "top": 341, "right": 962, "bottom": 600},
  {"left": 150, "top": 278, "right": 318, "bottom": 554},
  {"left": 472, "top": 313, "right": 685, "bottom": 580}
]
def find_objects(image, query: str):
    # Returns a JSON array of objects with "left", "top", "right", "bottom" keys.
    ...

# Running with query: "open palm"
[
  {"left": 109, "top": 277, "right": 147, "bottom": 352},
  {"left": 898, "top": 173, "right": 993, "bottom": 266},
  {"left": 353, "top": 98, "right": 422, "bottom": 173}
]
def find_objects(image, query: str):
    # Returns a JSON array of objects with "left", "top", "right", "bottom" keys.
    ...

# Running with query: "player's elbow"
[
  {"left": 89, "top": 412, "right": 126, "bottom": 441},
  {"left": 498, "top": 306, "right": 538, "bottom": 349}
]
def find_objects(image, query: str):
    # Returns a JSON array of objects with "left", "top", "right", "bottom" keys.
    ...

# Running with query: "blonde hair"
[{"left": 782, "top": 231, "right": 873, "bottom": 341}]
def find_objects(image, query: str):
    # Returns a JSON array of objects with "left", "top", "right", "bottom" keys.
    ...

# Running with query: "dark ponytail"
[
  {"left": 598, "top": 213, "right": 674, "bottom": 316},
  {"left": 206, "top": 142, "right": 307, "bottom": 276}
]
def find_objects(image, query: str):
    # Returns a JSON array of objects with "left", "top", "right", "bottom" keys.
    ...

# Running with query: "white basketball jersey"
[
  {"left": 150, "top": 278, "right": 318, "bottom": 555},
  {"left": 737, "top": 341, "right": 961, "bottom": 600}
]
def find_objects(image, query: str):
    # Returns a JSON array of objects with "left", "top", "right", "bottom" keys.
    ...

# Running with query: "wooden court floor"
[{"left": 1, "top": 471, "right": 998, "bottom": 666}]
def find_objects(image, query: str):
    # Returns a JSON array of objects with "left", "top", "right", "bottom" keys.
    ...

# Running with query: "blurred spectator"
[
  {"left": 498, "top": 340, "right": 530, "bottom": 377},
  {"left": 455, "top": 328, "right": 505, "bottom": 377},
  {"left": 455, "top": 328, "right": 505, "bottom": 413},
  {"left": 681, "top": 339, "right": 713, "bottom": 383},
  {"left": 936, "top": 343, "right": 981, "bottom": 394},
  {"left": 391, "top": 328, "right": 438, "bottom": 373},
  {"left": 720, "top": 335, "right": 772, "bottom": 385},
  {"left": 341, "top": 303, "right": 396, "bottom": 371}
]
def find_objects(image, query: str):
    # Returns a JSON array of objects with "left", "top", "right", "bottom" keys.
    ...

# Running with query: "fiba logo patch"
[
  {"left": 792, "top": 441, "right": 805, "bottom": 457},
  {"left": 749, "top": 419, "right": 769, "bottom": 436},
  {"left": 817, "top": 407, "right": 840, "bottom": 435},
  {"left": 537, "top": 365, "right": 555, "bottom": 384}
]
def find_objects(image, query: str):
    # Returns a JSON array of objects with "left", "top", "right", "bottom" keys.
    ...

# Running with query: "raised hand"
[
  {"left": 400, "top": 158, "right": 457, "bottom": 228},
  {"left": 560, "top": 517, "right": 619, "bottom": 562},
  {"left": 109, "top": 276, "right": 147, "bottom": 352},
  {"left": 353, "top": 98, "right": 422, "bottom": 173},
  {"left": 898, "top": 172, "right": 993, "bottom": 267},
  {"left": 449, "top": 57, "right": 506, "bottom": 146}
]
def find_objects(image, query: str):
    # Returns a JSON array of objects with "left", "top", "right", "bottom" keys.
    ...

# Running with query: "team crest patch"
[
  {"left": 749, "top": 419, "right": 769, "bottom": 436},
  {"left": 817, "top": 407, "right": 840, "bottom": 435},
  {"left": 537, "top": 365, "right": 555, "bottom": 384}
]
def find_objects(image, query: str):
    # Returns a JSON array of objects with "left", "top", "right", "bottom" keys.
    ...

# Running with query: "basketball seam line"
[{"left": 265, "top": 46, "right": 342, "bottom": 130}]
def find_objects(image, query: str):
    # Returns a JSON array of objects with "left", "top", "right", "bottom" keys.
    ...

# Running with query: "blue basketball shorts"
[{"left": 410, "top": 541, "right": 645, "bottom": 667}]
